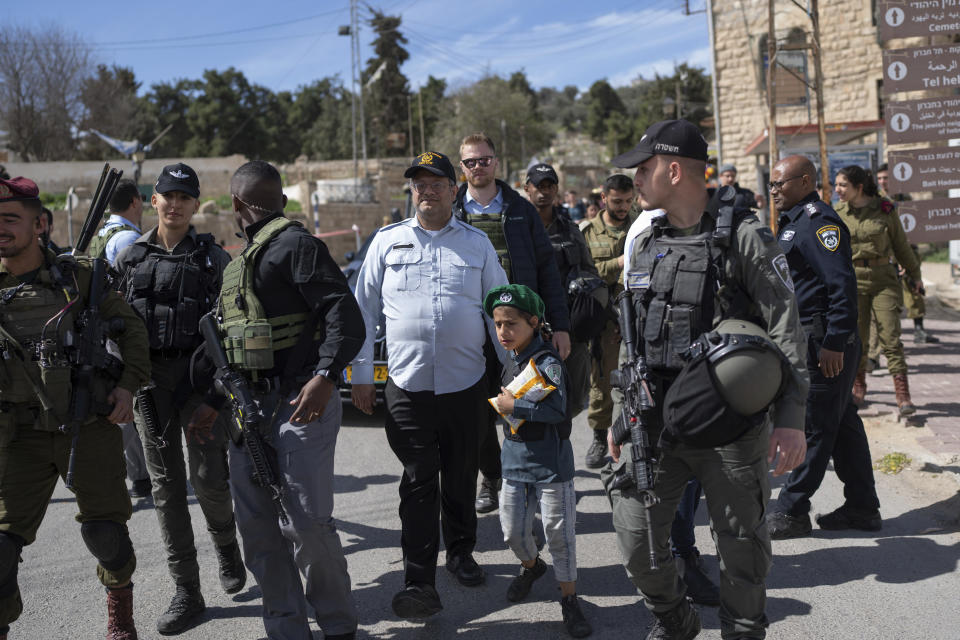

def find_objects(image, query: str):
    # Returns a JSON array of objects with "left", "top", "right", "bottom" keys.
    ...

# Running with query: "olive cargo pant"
[
  {"left": 603, "top": 422, "right": 772, "bottom": 640},
  {"left": 0, "top": 419, "right": 135, "bottom": 627},
  {"left": 855, "top": 265, "right": 906, "bottom": 375},
  {"left": 588, "top": 318, "right": 622, "bottom": 432},
  {"left": 134, "top": 356, "right": 236, "bottom": 587}
]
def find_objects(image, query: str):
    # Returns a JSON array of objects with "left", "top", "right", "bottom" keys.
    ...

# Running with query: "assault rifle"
[
  {"left": 608, "top": 290, "right": 660, "bottom": 570},
  {"left": 62, "top": 163, "right": 125, "bottom": 489},
  {"left": 199, "top": 312, "right": 289, "bottom": 525}
]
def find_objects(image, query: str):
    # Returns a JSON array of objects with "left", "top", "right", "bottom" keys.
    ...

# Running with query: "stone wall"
[{"left": 712, "top": 0, "right": 890, "bottom": 192}]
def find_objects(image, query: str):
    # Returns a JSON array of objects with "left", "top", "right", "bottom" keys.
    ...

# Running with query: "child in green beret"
[{"left": 484, "top": 284, "right": 592, "bottom": 638}]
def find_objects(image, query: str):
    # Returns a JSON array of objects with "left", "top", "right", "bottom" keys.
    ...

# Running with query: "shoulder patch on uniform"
[
  {"left": 781, "top": 229, "right": 796, "bottom": 241},
  {"left": 805, "top": 202, "right": 819, "bottom": 217},
  {"left": 543, "top": 362, "right": 562, "bottom": 386},
  {"left": 756, "top": 227, "right": 776, "bottom": 243},
  {"left": 293, "top": 235, "right": 320, "bottom": 284},
  {"left": 816, "top": 225, "right": 840, "bottom": 252},
  {"left": 880, "top": 199, "right": 895, "bottom": 214},
  {"left": 771, "top": 254, "right": 795, "bottom": 293}
]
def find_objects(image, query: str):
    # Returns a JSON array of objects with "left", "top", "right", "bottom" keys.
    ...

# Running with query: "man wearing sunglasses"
[{"left": 452, "top": 133, "right": 570, "bottom": 515}]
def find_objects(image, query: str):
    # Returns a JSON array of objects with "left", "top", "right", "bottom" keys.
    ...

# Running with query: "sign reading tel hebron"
[
  {"left": 882, "top": 45, "right": 960, "bottom": 93},
  {"left": 878, "top": 0, "right": 960, "bottom": 40},
  {"left": 897, "top": 198, "right": 960, "bottom": 242},
  {"left": 886, "top": 145, "right": 960, "bottom": 193},
  {"left": 885, "top": 96, "right": 960, "bottom": 144}
]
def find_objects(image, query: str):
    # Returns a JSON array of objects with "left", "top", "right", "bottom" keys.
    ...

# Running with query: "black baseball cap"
[
  {"left": 154, "top": 162, "right": 200, "bottom": 198},
  {"left": 612, "top": 119, "right": 708, "bottom": 168},
  {"left": 526, "top": 163, "right": 559, "bottom": 187},
  {"left": 404, "top": 151, "right": 457, "bottom": 183}
]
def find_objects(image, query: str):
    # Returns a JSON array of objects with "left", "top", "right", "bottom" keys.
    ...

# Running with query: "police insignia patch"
[
  {"left": 781, "top": 230, "right": 796, "bottom": 241},
  {"left": 772, "top": 254, "right": 794, "bottom": 292},
  {"left": 499, "top": 292, "right": 513, "bottom": 303},
  {"left": 544, "top": 363, "right": 562, "bottom": 386},
  {"left": 805, "top": 203, "right": 819, "bottom": 217},
  {"left": 816, "top": 225, "right": 840, "bottom": 252},
  {"left": 417, "top": 151, "right": 438, "bottom": 164}
]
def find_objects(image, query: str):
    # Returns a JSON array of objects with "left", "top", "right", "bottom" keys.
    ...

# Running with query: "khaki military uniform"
[
  {"left": 604, "top": 210, "right": 808, "bottom": 639},
  {"left": 582, "top": 211, "right": 636, "bottom": 432},
  {"left": 0, "top": 252, "right": 150, "bottom": 627},
  {"left": 836, "top": 197, "right": 920, "bottom": 376}
]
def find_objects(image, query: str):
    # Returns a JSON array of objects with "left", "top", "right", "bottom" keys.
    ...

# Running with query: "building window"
[{"left": 759, "top": 28, "right": 811, "bottom": 107}]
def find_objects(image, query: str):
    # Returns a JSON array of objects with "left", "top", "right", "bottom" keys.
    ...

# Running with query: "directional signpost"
[
  {"left": 895, "top": 198, "right": 960, "bottom": 243},
  {"left": 878, "top": 0, "right": 960, "bottom": 40},
  {"left": 886, "top": 145, "right": 960, "bottom": 193},
  {"left": 885, "top": 96, "right": 960, "bottom": 144},
  {"left": 882, "top": 45, "right": 960, "bottom": 93}
]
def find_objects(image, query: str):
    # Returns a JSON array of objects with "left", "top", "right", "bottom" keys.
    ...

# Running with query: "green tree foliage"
[
  {"left": 434, "top": 74, "right": 550, "bottom": 179},
  {"left": 628, "top": 63, "right": 712, "bottom": 140},
  {"left": 583, "top": 80, "right": 626, "bottom": 141},
  {"left": 135, "top": 78, "right": 199, "bottom": 159},
  {"left": 412, "top": 75, "right": 447, "bottom": 154},
  {"left": 79, "top": 64, "right": 141, "bottom": 159},
  {"left": 292, "top": 78, "right": 354, "bottom": 160},
  {"left": 363, "top": 9, "right": 411, "bottom": 158},
  {"left": 538, "top": 85, "right": 584, "bottom": 132}
]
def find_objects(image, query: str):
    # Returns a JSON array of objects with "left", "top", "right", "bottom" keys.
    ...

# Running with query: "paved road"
[{"left": 16, "top": 394, "right": 960, "bottom": 639}]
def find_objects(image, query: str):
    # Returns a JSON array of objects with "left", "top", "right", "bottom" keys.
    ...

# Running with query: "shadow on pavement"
[
  {"left": 334, "top": 473, "right": 399, "bottom": 494},
  {"left": 337, "top": 518, "right": 401, "bottom": 557}
]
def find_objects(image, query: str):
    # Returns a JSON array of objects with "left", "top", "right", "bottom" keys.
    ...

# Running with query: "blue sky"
[{"left": 34, "top": 0, "right": 710, "bottom": 94}]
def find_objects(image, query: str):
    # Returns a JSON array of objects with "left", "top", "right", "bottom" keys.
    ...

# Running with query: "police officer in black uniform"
[
  {"left": 523, "top": 162, "right": 599, "bottom": 417},
  {"left": 766, "top": 155, "right": 881, "bottom": 538},
  {"left": 114, "top": 163, "right": 244, "bottom": 635}
]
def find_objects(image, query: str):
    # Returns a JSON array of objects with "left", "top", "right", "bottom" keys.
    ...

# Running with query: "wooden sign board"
[
  {"left": 897, "top": 197, "right": 960, "bottom": 242},
  {"left": 882, "top": 45, "right": 960, "bottom": 93},
  {"left": 878, "top": 0, "right": 960, "bottom": 40},
  {"left": 886, "top": 145, "right": 960, "bottom": 192},
  {"left": 885, "top": 96, "right": 960, "bottom": 144}
]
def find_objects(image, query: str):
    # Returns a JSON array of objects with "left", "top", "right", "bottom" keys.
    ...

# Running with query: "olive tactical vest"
[
  {"left": 500, "top": 347, "right": 572, "bottom": 442},
  {"left": 86, "top": 222, "right": 138, "bottom": 260},
  {"left": 123, "top": 234, "right": 218, "bottom": 351},
  {"left": 217, "top": 217, "right": 323, "bottom": 372},
  {"left": 465, "top": 213, "right": 511, "bottom": 280},
  {"left": 628, "top": 189, "right": 755, "bottom": 373},
  {"left": 0, "top": 257, "right": 112, "bottom": 430}
]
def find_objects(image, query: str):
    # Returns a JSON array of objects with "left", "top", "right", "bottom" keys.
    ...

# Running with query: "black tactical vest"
[
  {"left": 547, "top": 213, "right": 583, "bottom": 287},
  {"left": 500, "top": 346, "right": 572, "bottom": 442},
  {"left": 122, "top": 234, "right": 219, "bottom": 351},
  {"left": 628, "top": 188, "right": 756, "bottom": 374}
]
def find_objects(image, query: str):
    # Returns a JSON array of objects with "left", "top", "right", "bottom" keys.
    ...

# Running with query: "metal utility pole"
[
  {"left": 810, "top": 0, "right": 830, "bottom": 199},
  {"left": 767, "top": 0, "right": 778, "bottom": 231},
  {"left": 352, "top": 0, "right": 368, "bottom": 175},
  {"left": 417, "top": 90, "right": 426, "bottom": 152},
  {"left": 338, "top": 21, "right": 358, "bottom": 192},
  {"left": 706, "top": 0, "right": 723, "bottom": 166},
  {"left": 407, "top": 95, "right": 414, "bottom": 156}
]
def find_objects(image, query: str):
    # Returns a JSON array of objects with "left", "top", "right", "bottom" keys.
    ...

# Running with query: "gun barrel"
[
  {"left": 74, "top": 167, "right": 123, "bottom": 255},
  {"left": 617, "top": 291, "right": 639, "bottom": 363},
  {"left": 199, "top": 313, "right": 230, "bottom": 370}
]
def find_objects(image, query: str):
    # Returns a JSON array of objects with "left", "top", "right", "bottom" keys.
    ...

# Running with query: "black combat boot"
[
  {"left": 646, "top": 598, "right": 701, "bottom": 640},
  {"left": 475, "top": 476, "right": 500, "bottom": 514},
  {"left": 106, "top": 583, "right": 137, "bottom": 640},
  {"left": 560, "top": 593, "right": 593, "bottom": 638},
  {"left": 156, "top": 582, "right": 205, "bottom": 635},
  {"left": 816, "top": 505, "right": 882, "bottom": 531},
  {"left": 678, "top": 552, "right": 719, "bottom": 606},
  {"left": 506, "top": 556, "right": 547, "bottom": 602},
  {"left": 584, "top": 429, "right": 608, "bottom": 469},
  {"left": 215, "top": 540, "right": 246, "bottom": 594},
  {"left": 766, "top": 511, "right": 812, "bottom": 540}
]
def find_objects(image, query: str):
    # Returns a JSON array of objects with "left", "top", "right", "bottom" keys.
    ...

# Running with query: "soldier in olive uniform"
[
  {"left": 875, "top": 164, "right": 938, "bottom": 345},
  {"left": 114, "top": 164, "right": 244, "bottom": 635},
  {"left": 0, "top": 177, "right": 151, "bottom": 640},
  {"left": 834, "top": 165, "right": 923, "bottom": 417},
  {"left": 523, "top": 162, "right": 600, "bottom": 418},
  {"left": 602, "top": 121, "right": 809, "bottom": 640},
  {"left": 582, "top": 174, "right": 637, "bottom": 469}
]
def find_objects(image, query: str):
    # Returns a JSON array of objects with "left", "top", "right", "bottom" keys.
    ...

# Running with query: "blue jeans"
[{"left": 500, "top": 479, "right": 578, "bottom": 582}]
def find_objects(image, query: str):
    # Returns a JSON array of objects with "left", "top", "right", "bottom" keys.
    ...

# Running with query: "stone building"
[{"left": 710, "top": 0, "right": 891, "bottom": 195}]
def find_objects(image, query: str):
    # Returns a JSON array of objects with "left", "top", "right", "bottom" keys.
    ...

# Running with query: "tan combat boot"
[
  {"left": 106, "top": 583, "right": 137, "bottom": 640},
  {"left": 852, "top": 371, "right": 867, "bottom": 407},
  {"left": 893, "top": 373, "right": 917, "bottom": 418}
]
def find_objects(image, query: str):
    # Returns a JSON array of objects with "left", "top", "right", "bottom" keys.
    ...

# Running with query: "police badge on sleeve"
[
  {"left": 772, "top": 254, "right": 795, "bottom": 292},
  {"left": 816, "top": 225, "right": 840, "bottom": 252}
]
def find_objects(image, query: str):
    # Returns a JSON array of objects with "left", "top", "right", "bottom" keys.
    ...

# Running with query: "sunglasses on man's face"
[{"left": 461, "top": 156, "right": 493, "bottom": 169}]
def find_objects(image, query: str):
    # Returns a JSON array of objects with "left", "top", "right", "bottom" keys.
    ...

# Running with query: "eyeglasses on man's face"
[
  {"left": 460, "top": 156, "right": 494, "bottom": 170},
  {"left": 410, "top": 181, "right": 449, "bottom": 194},
  {"left": 767, "top": 175, "right": 804, "bottom": 191}
]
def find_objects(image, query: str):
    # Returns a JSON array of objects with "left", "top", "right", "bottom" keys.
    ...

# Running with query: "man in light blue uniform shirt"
[
  {"left": 351, "top": 151, "right": 508, "bottom": 620},
  {"left": 92, "top": 179, "right": 152, "bottom": 499}
]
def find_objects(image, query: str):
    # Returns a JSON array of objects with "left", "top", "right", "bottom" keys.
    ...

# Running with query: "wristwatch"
[{"left": 314, "top": 368, "right": 338, "bottom": 383}]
